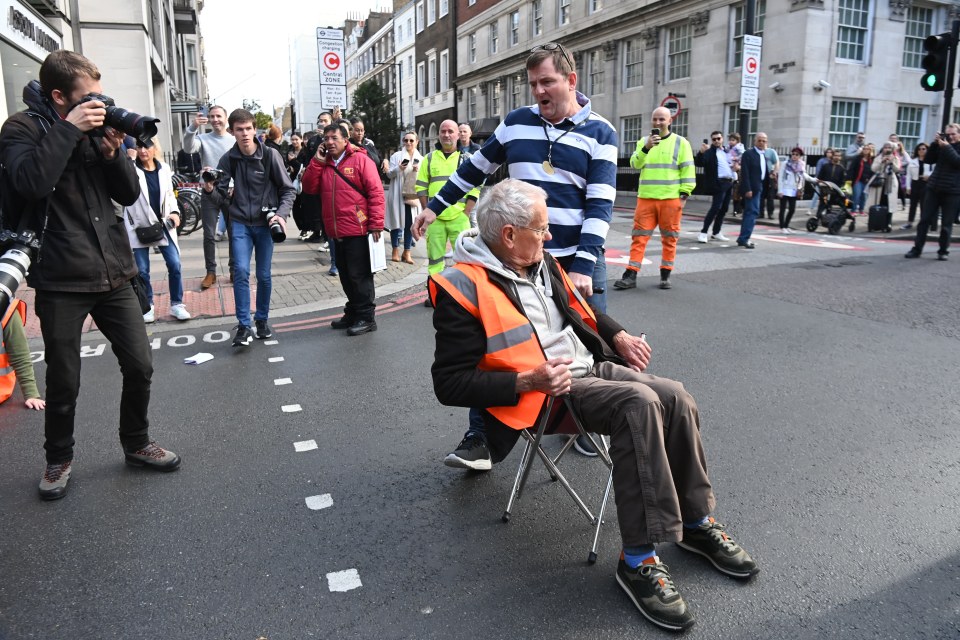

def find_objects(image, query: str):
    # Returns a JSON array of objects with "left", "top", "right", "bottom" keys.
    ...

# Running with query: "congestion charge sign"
[
  {"left": 323, "top": 52, "right": 341, "bottom": 71},
  {"left": 316, "top": 27, "right": 346, "bottom": 90}
]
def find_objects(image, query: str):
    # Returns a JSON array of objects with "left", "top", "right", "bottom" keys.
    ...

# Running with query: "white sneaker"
[
  {"left": 697, "top": 232, "right": 709, "bottom": 243},
  {"left": 169, "top": 303, "right": 191, "bottom": 321},
  {"left": 143, "top": 306, "right": 155, "bottom": 324},
  {"left": 711, "top": 232, "right": 730, "bottom": 242},
  {"left": 318, "top": 241, "right": 330, "bottom": 253},
  {"left": 781, "top": 228, "right": 790, "bottom": 234}
]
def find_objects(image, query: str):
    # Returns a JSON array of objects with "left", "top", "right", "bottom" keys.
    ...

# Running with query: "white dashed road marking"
[
  {"left": 327, "top": 569, "right": 362, "bottom": 592},
  {"left": 294, "top": 440, "right": 317, "bottom": 452},
  {"left": 305, "top": 494, "right": 334, "bottom": 510},
  {"left": 282, "top": 404, "right": 302, "bottom": 413},
  {"left": 269, "top": 356, "right": 285, "bottom": 363},
  {"left": 264, "top": 340, "right": 279, "bottom": 345},
  {"left": 274, "top": 377, "right": 292, "bottom": 386}
]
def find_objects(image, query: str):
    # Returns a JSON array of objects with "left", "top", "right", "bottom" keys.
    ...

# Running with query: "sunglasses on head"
[{"left": 530, "top": 42, "right": 574, "bottom": 69}]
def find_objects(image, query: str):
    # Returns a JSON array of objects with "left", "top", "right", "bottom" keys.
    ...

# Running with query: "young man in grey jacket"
[
  {"left": 183, "top": 105, "right": 234, "bottom": 288},
  {"left": 202, "top": 109, "right": 295, "bottom": 346}
]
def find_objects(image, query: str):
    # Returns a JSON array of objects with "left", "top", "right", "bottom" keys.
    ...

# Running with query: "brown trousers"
[{"left": 569, "top": 361, "right": 716, "bottom": 547}]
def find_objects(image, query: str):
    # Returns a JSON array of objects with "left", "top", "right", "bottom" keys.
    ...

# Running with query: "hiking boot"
[
  {"left": 38, "top": 461, "right": 72, "bottom": 501},
  {"left": 613, "top": 269, "right": 637, "bottom": 290},
  {"left": 255, "top": 320, "right": 273, "bottom": 339},
  {"left": 200, "top": 273, "right": 216, "bottom": 290},
  {"left": 616, "top": 556, "right": 694, "bottom": 632},
  {"left": 659, "top": 268, "right": 672, "bottom": 290},
  {"left": 124, "top": 441, "right": 181, "bottom": 471},
  {"left": 232, "top": 325, "right": 254, "bottom": 347},
  {"left": 444, "top": 434, "right": 492, "bottom": 471},
  {"left": 677, "top": 517, "right": 759, "bottom": 579}
]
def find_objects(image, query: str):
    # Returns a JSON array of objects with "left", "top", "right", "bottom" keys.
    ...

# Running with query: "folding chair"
[{"left": 501, "top": 395, "right": 615, "bottom": 564}]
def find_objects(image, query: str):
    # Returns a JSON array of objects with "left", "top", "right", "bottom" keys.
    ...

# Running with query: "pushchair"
[{"left": 806, "top": 178, "right": 856, "bottom": 235}]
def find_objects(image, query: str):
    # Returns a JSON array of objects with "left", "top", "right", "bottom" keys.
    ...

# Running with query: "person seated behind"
[
  {"left": 429, "top": 179, "right": 758, "bottom": 632},
  {"left": 815, "top": 151, "right": 849, "bottom": 216},
  {"left": 1, "top": 299, "right": 45, "bottom": 410}
]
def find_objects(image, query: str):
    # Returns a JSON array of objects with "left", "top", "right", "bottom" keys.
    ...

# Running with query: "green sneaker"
[
  {"left": 616, "top": 555, "right": 694, "bottom": 631},
  {"left": 677, "top": 517, "right": 759, "bottom": 579}
]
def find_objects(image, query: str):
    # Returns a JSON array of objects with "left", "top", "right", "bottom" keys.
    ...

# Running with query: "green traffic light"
[{"left": 926, "top": 75, "right": 938, "bottom": 87}]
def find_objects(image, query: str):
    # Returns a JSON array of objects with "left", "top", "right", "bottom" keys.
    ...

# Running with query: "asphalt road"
[{"left": 1, "top": 222, "right": 958, "bottom": 639}]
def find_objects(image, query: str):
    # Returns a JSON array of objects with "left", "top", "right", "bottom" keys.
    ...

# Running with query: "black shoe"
[
  {"left": 346, "top": 319, "right": 377, "bottom": 336},
  {"left": 424, "top": 298, "right": 433, "bottom": 308},
  {"left": 904, "top": 248, "right": 921, "bottom": 259},
  {"left": 232, "top": 325, "right": 253, "bottom": 347},
  {"left": 616, "top": 556, "right": 694, "bottom": 631},
  {"left": 444, "top": 434, "right": 492, "bottom": 471},
  {"left": 255, "top": 320, "right": 273, "bottom": 339},
  {"left": 676, "top": 517, "right": 759, "bottom": 579},
  {"left": 331, "top": 316, "right": 353, "bottom": 329},
  {"left": 613, "top": 269, "right": 637, "bottom": 290},
  {"left": 38, "top": 461, "right": 72, "bottom": 501},
  {"left": 931, "top": 225, "right": 938, "bottom": 232},
  {"left": 937, "top": 252, "right": 949, "bottom": 261},
  {"left": 572, "top": 434, "right": 599, "bottom": 457},
  {"left": 737, "top": 241, "right": 756, "bottom": 249}
]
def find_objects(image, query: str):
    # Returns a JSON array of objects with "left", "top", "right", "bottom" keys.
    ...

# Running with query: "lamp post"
[{"left": 373, "top": 60, "right": 403, "bottom": 128}]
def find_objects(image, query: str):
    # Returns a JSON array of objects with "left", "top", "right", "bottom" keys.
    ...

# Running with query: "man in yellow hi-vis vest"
[
  {"left": 416, "top": 120, "right": 480, "bottom": 284},
  {"left": 614, "top": 107, "right": 695, "bottom": 291}
]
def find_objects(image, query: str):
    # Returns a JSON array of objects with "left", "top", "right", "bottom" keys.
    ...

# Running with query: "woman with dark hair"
[
  {"left": 777, "top": 147, "right": 806, "bottom": 233},
  {"left": 901, "top": 142, "right": 933, "bottom": 230},
  {"left": 849, "top": 143, "right": 876, "bottom": 215}
]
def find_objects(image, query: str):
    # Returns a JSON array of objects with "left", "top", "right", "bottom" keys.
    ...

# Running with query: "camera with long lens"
[
  {"left": 263, "top": 207, "right": 285, "bottom": 243},
  {"left": 0, "top": 229, "right": 40, "bottom": 320},
  {"left": 75, "top": 93, "right": 160, "bottom": 148},
  {"left": 202, "top": 168, "right": 224, "bottom": 183}
]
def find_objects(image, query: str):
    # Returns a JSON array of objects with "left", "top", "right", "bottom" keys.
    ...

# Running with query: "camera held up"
[
  {"left": 76, "top": 93, "right": 160, "bottom": 148},
  {"left": 263, "top": 207, "right": 285, "bottom": 243},
  {"left": 202, "top": 168, "right": 224, "bottom": 183},
  {"left": 0, "top": 229, "right": 40, "bottom": 320}
]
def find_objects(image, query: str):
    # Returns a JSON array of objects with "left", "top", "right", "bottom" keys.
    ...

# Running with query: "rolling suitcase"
[{"left": 867, "top": 182, "right": 892, "bottom": 232}]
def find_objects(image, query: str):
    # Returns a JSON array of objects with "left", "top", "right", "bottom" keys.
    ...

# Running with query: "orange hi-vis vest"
[
  {"left": 0, "top": 299, "right": 27, "bottom": 404},
  {"left": 429, "top": 260, "right": 597, "bottom": 430}
]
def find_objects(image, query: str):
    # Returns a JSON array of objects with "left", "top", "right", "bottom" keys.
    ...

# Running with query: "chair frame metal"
[{"left": 501, "top": 395, "right": 615, "bottom": 564}]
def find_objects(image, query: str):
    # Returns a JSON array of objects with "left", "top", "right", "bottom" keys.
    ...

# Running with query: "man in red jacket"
[{"left": 302, "top": 124, "right": 385, "bottom": 336}]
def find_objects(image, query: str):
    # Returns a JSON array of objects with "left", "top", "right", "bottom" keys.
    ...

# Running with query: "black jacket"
[
  {"left": 924, "top": 139, "right": 960, "bottom": 194},
  {"left": 0, "top": 80, "right": 140, "bottom": 292},
  {"left": 431, "top": 253, "right": 626, "bottom": 462},
  {"left": 694, "top": 146, "right": 721, "bottom": 195}
]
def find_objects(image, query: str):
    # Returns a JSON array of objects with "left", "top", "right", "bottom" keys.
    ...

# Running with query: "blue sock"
[
  {"left": 684, "top": 515, "right": 711, "bottom": 529},
  {"left": 622, "top": 544, "right": 656, "bottom": 568}
]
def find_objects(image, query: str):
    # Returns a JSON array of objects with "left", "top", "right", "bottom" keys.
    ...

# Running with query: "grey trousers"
[
  {"left": 568, "top": 361, "right": 716, "bottom": 547},
  {"left": 201, "top": 198, "right": 233, "bottom": 275}
]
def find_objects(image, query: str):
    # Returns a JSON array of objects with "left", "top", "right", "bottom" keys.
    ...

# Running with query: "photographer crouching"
[
  {"left": 202, "top": 109, "right": 295, "bottom": 347},
  {"left": 0, "top": 50, "right": 180, "bottom": 500}
]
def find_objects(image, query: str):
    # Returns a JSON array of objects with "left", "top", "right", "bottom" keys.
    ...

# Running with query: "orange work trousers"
[{"left": 627, "top": 197, "right": 683, "bottom": 273}]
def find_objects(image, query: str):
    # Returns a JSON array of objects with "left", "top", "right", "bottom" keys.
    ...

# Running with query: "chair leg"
[
  {"left": 589, "top": 467, "right": 615, "bottom": 564},
  {"left": 503, "top": 437, "right": 534, "bottom": 522}
]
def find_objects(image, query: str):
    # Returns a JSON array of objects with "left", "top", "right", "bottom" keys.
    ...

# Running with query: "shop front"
[{"left": 0, "top": 0, "right": 62, "bottom": 122}]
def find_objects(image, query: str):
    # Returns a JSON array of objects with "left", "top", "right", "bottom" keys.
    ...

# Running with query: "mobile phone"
[
  {"left": 199, "top": 105, "right": 209, "bottom": 117},
  {"left": 651, "top": 128, "right": 660, "bottom": 137},
  {"left": 703, "top": 139, "right": 709, "bottom": 144},
  {"left": 401, "top": 159, "right": 409, "bottom": 166}
]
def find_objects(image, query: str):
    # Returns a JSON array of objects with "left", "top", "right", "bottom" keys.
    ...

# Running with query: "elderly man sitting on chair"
[{"left": 429, "top": 178, "right": 758, "bottom": 632}]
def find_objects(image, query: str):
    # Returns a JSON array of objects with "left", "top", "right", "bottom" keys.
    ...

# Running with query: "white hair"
[{"left": 476, "top": 179, "right": 548, "bottom": 245}]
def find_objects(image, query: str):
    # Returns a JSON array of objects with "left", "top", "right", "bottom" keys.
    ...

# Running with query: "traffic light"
[{"left": 921, "top": 32, "right": 952, "bottom": 92}]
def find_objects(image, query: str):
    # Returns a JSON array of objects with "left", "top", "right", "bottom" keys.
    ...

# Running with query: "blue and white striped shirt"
[{"left": 427, "top": 92, "right": 618, "bottom": 277}]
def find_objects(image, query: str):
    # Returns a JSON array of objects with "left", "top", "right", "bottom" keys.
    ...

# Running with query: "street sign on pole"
[
  {"left": 739, "top": 87, "right": 758, "bottom": 111},
  {"left": 739, "top": 33, "right": 762, "bottom": 112},
  {"left": 316, "top": 28, "right": 346, "bottom": 110}
]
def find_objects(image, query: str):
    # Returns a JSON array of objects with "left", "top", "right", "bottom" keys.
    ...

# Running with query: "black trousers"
[
  {"left": 779, "top": 196, "right": 797, "bottom": 229},
  {"left": 907, "top": 181, "right": 927, "bottom": 223},
  {"left": 701, "top": 180, "right": 733, "bottom": 234},
  {"left": 914, "top": 187, "right": 959, "bottom": 255},
  {"left": 335, "top": 235, "right": 376, "bottom": 322},
  {"left": 34, "top": 284, "right": 153, "bottom": 463}
]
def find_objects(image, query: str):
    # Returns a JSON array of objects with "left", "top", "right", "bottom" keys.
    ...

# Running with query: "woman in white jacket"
[
  {"left": 385, "top": 132, "right": 422, "bottom": 264},
  {"left": 901, "top": 142, "right": 934, "bottom": 230},
  {"left": 124, "top": 139, "right": 190, "bottom": 323},
  {"left": 777, "top": 147, "right": 807, "bottom": 233}
]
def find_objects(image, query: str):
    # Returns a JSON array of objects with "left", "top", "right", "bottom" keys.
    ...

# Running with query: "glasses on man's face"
[
  {"left": 711, "top": 137, "right": 722, "bottom": 142},
  {"left": 530, "top": 42, "right": 574, "bottom": 70},
  {"left": 519, "top": 225, "right": 550, "bottom": 238}
]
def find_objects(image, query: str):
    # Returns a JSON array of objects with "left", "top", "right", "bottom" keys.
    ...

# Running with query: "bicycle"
[{"left": 171, "top": 172, "right": 203, "bottom": 236}]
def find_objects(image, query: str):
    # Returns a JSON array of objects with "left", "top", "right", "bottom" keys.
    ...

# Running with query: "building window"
[
  {"left": 510, "top": 11, "right": 520, "bottom": 46},
  {"left": 590, "top": 0, "right": 603, "bottom": 13},
  {"left": 468, "top": 0, "right": 475, "bottom": 5},
  {"left": 440, "top": 50, "right": 449, "bottom": 91},
  {"left": 408, "top": 55, "right": 414, "bottom": 78},
  {"left": 829, "top": 99, "right": 865, "bottom": 149},
  {"left": 469, "top": 32, "right": 477, "bottom": 63},
  {"left": 587, "top": 50, "right": 604, "bottom": 95},
  {"left": 428, "top": 122, "right": 438, "bottom": 150},
  {"left": 666, "top": 23, "right": 692, "bottom": 81},
  {"left": 559, "top": 0, "right": 571, "bottom": 25},
  {"left": 896, "top": 105, "right": 925, "bottom": 149},
  {"left": 417, "top": 61, "right": 426, "bottom": 99},
  {"left": 671, "top": 110, "right": 689, "bottom": 139},
  {"left": 490, "top": 80, "right": 502, "bottom": 116},
  {"left": 624, "top": 37, "right": 643, "bottom": 89},
  {"left": 837, "top": 0, "right": 871, "bottom": 62},
  {"left": 512, "top": 74, "right": 523, "bottom": 109},
  {"left": 407, "top": 18, "right": 412, "bottom": 38},
  {"left": 731, "top": 0, "right": 766, "bottom": 68},
  {"left": 903, "top": 6, "right": 934, "bottom": 69},
  {"left": 427, "top": 0, "right": 436, "bottom": 26},
  {"left": 490, "top": 21, "right": 499, "bottom": 54},
  {"left": 725, "top": 104, "right": 758, "bottom": 140},
  {"left": 428, "top": 54, "right": 437, "bottom": 95},
  {"left": 532, "top": 0, "right": 543, "bottom": 36},
  {"left": 621, "top": 115, "right": 642, "bottom": 156},
  {"left": 439, "top": 0, "right": 448, "bottom": 18},
  {"left": 468, "top": 86, "right": 478, "bottom": 119},
  {"left": 185, "top": 42, "right": 199, "bottom": 98},
  {"left": 416, "top": 2, "right": 424, "bottom": 32}
]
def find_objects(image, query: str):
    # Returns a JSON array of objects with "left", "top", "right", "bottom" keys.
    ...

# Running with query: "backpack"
[{"left": 0, "top": 111, "right": 52, "bottom": 234}]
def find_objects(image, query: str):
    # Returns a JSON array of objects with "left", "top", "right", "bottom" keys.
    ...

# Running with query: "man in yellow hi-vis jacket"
[{"left": 614, "top": 107, "right": 695, "bottom": 291}]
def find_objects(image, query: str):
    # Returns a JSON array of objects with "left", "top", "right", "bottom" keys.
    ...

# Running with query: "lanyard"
[{"left": 540, "top": 118, "right": 579, "bottom": 175}]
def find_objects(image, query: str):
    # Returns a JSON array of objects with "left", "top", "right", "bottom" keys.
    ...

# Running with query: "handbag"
[
  {"left": 130, "top": 272, "right": 151, "bottom": 314},
  {"left": 133, "top": 219, "right": 165, "bottom": 244}
]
